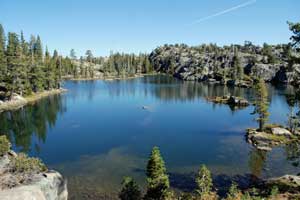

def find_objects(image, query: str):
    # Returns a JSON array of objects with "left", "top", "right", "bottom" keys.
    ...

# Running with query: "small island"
[{"left": 206, "top": 95, "right": 250, "bottom": 108}]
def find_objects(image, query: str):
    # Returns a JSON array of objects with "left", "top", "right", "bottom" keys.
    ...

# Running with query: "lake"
[{"left": 0, "top": 75, "right": 299, "bottom": 199}]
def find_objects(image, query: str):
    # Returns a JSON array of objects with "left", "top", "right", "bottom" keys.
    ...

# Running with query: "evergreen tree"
[
  {"left": 20, "top": 31, "right": 29, "bottom": 56},
  {"left": 34, "top": 35, "right": 43, "bottom": 62},
  {"left": 195, "top": 165, "right": 213, "bottom": 197},
  {"left": 85, "top": 50, "right": 93, "bottom": 63},
  {"left": 262, "top": 43, "right": 277, "bottom": 64},
  {"left": 6, "top": 32, "right": 24, "bottom": 97},
  {"left": 44, "top": 47, "right": 55, "bottom": 90},
  {"left": 253, "top": 79, "right": 269, "bottom": 131},
  {"left": 288, "top": 21, "right": 300, "bottom": 48},
  {"left": 70, "top": 49, "right": 76, "bottom": 60},
  {"left": 0, "top": 24, "right": 6, "bottom": 85},
  {"left": 144, "top": 146, "right": 170, "bottom": 200},
  {"left": 232, "top": 50, "right": 243, "bottom": 81},
  {"left": 119, "top": 177, "right": 142, "bottom": 200}
]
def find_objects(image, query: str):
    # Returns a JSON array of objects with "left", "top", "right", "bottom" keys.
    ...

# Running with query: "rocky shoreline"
[
  {"left": 0, "top": 137, "right": 67, "bottom": 200},
  {"left": 246, "top": 125, "right": 300, "bottom": 151},
  {"left": 0, "top": 89, "right": 67, "bottom": 113}
]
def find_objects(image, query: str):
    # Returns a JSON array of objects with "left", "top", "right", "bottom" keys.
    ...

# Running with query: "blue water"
[{"left": 0, "top": 75, "right": 299, "bottom": 199}]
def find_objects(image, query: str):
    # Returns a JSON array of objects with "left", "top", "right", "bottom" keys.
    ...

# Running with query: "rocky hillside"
[{"left": 149, "top": 43, "right": 300, "bottom": 87}]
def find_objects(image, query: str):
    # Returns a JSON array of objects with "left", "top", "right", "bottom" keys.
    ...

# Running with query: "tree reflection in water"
[{"left": 0, "top": 94, "right": 66, "bottom": 153}]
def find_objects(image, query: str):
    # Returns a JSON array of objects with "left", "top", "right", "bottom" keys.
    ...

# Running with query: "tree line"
[
  {"left": 0, "top": 24, "right": 75, "bottom": 100},
  {"left": 0, "top": 24, "right": 154, "bottom": 99},
  {"left": 68, "top": 49, "right": 154, "bottom": 79}
]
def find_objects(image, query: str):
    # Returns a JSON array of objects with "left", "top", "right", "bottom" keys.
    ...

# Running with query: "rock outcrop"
[
  {"left": 149, "top": 44, "right": 300, "bottom": 87},
  {"left": 246, "top": 126, "right": 296, "bottom": 151},
  {"left": 206, "top": 95, "right": 249, "bottom": 109},
  {"left": 0, "top": 151, "right": 67, "bottom": 200},
  {"left": 266, "top": 175, "right": 300, "bottom": 192}
]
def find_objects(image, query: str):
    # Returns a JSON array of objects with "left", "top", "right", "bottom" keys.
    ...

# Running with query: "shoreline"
[
  {"left": 63, "top": 72, "right": 158, "bottom": 81},
  {"left": 0, "top": 88, "right": 67, "bottom": 113}
]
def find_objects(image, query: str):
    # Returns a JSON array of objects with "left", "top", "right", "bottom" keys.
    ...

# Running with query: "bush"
[
  {"left": 119, "top": 177, "right": 142, "bottom": 200},
  {"left": 0, "top": 135, "right": 11, "bottom": 156},
  {"left": 11, "top": 153, "right": 47, "bottom": 173},
  {"left": 195, "top": 165, "right": 213, "bottom": 196},
  {"left": 225, "top": 183, "right": 243, "bottom": 200}
]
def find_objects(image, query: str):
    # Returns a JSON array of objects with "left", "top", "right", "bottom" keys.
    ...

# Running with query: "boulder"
[
  {"left": 271, "top": 127, "right": 292, "bottom": 137},
  {"left": 266, "top": 175, "right": 300, "bottom": 192},
  {"left": 0, "top": 171, "right": 67, "bottom": 200},
  {"left": 0, "top": 151, "right": 68, "bottom": 200}
]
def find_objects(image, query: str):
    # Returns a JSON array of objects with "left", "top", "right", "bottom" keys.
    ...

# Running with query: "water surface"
[{"left": 0, "top": 75, "right": 299, "bottom": 199}]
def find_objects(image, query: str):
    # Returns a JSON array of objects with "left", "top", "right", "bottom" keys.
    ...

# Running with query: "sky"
[{"left": 0, "top": 0, "right": 299, "bottom": 57}]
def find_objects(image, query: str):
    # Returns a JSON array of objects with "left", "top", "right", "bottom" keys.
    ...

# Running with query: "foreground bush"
[
  {"left": 0, "top": 135, "right": 11, "bottom": 156},
  {"left": 11, "top": 153, "right": 47, "bottom": 173},
  {"left": 119, "top": 177, "right": 142, "bottom": 200}
]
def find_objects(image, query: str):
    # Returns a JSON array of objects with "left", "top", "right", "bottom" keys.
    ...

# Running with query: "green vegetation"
[
  {"left": 119, "top": 177, "right": 142, "bottom": 200},
  {"left": 261, "top": 43, "right": 277, "bottom": 64},
  {"left": 144, "top": 146, "right": 172, "bottom": 200},
  {"left": 11, "top": 152, "right": 47, "bottom": 173},
  {"left": 0, "top": 24, "right": 154, "bottom": 100},
  {"left": 0, "top": 135, "right": 11, "bottom": 155},
  {"left": 253, "top": 79, "right": 270, "bottom": 131},
  {"left": 288, "top": 21, "right": 300, "bottom": 48},
  {"left": 195, "top": 165, "right": 213, "bottom": 197},
  {"left": 120, "top": 147, "right": 291, "bottom": 200},
  {"left": 231, "top": 49, "right": 243, "bottom": 81},
  {"left": 0, "top": 24, "right": 68, "bottom": 100}
]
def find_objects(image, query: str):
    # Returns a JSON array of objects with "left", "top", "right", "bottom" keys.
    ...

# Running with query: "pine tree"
[
  {"left": 44, "top": 47, "right": 55, "bottom": 90},
  {"left": 195, "top": 165, "right": 213, "bottom": 197},
  {"left": 288, "top": 21, "right": 300, "bottom": 48},
  {"left": 253, "top": 79, "right": 269, "bottom": 131},
  {"left": 119, "top": 177, "right": 142, "bottom": 200},
  {"left": 20, "top": 31, "right": 29, "bottom": 56},
  {"left": 6, "top": 32, "right": 24, "bottom": 98},
  {"left": 53, "top": 50, "right": 61, "bottom": 89},
  {"left": 34, "top": 35, "right": 43, "bottom": 62},
  {"left": 232, "top": 50, "right": 243, "bottom": 81},
  {"left": 70, "top": 49, "right": 76, "bottom": 60},
  {"left": 0, "top": 24, "right": 6, "bottom": 85},
  {"left": 144, "top": 146, "right": 170, "bottom": 200}
]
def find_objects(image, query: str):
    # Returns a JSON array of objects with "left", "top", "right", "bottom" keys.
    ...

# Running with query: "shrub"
[
  {"left": 119, "top": 177, "right": 142, "bottom": 200},
  {"left": 195, "top": 165, "right": 213, "bottom": 196},
  {"left": 225, "top": 183, "right": 243, "bottom": 200},
  {"left": 11, "top": 153, "right": 47, "bottom": 173},
  {"left": 0, "top": 135, "right": 11, "bottom": 156}
]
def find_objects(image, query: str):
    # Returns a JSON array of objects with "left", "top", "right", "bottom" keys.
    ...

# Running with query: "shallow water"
[{"left": 0, "top": 75, "right": 299, "bottom": 199}]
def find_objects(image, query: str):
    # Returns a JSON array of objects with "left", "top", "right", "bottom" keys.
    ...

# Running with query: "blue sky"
[{"left": 1, "top": 0, "right": 299, "bottom": 56}]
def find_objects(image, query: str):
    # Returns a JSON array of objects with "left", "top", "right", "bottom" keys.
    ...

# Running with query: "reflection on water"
[
  {"left": 0, "top": 95, "right": 66, "bottom": 153},
  {"left": 0, "top": 75, "right": 299, "bottom": 200}
]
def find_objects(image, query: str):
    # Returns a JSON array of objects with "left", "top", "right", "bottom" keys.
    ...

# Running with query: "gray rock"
[
  {"left": 271, "top": 127, "right": 292, "bottom": 137},
  {"left": 149, "top": 44, "right": 296, "bottom": 86},
  {"left": 0, "top": 171, "right": 67, "bottom": 200},
  {"left": 266, "top": 175, "right": 300, "bottom": 191},
  {"left": 0, "top": 152, "right": 68, "bottom": 200}
]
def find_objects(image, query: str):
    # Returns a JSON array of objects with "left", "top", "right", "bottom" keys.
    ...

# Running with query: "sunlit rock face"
[
  {"left": 0, "top": 153, "right": 68, "bottom": 200},
  {"left": 149, "top": 44, "right": 300, "bottom": 86}
]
